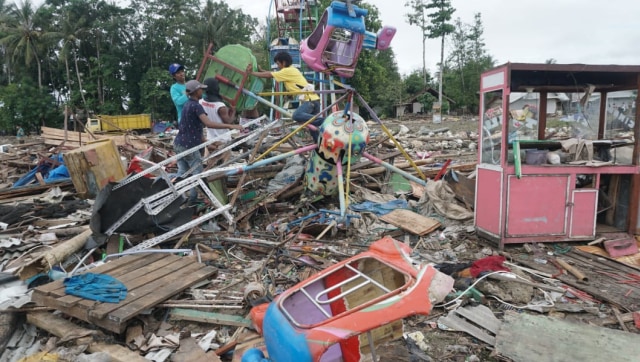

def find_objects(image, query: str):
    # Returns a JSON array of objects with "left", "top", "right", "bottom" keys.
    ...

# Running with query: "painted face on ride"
[
  {"left": 305, "top": 111, "right": 370, "bottom": 196},
  {"left": 317, "top": 111, "right": 370, "bottom": 165}
]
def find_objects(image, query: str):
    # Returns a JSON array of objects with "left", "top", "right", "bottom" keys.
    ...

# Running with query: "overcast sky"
[{"left": 226, "top": 0, "right": 640, "bottom": 76}]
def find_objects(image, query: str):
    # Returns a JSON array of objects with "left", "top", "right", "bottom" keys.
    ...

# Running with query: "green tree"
[
  {"left": 0, "top": 79, "right": 62, "bottom": 133},
  {"left": 405, "top": 0, "right": 429, "bottom": 86},
  {"left": 186, "top": 0, "right": 256, "bottom": 57},
  {"left": 443, "top": 13, "right": 494, "bottom": 114},
  {"left": 0, "top": 0, "right": 48, "bottom": 88},
  {"left": 0, "top": 0, "right": 17, "bottom": 85},
  {"left": 349, "top": 1, "right": 402, "bottom": 118},
  {"left": 139, "top": 66, "right": 174, "bottom": 121},
  {"left": 425, "top": 0, "right": 455, "bottom": 109}
]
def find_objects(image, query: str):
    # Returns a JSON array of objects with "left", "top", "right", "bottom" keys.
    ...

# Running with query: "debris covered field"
[{"left": 1, "top": 115, "right": 640, "bottom": 362}]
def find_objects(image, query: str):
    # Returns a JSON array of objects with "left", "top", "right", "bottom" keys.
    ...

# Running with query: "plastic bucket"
[{"left": 525, "top": 149, "right": 548, "bottom": 165}]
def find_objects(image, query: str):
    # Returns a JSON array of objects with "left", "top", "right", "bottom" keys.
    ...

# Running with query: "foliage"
[
  {"left": 443, "top": 13, "right": 494, "bottom": 114},
  {"left": 424, "top": 0, "right": 455, "bottom": 40},
  {"left": 0, "top": 0, "right": 496, "bottom": 129},
  {"left": 349, "top": 2, "right": 402, "bottom": 118},
  {"left": 0, "top": 79, "right": 62, "bottom": 132},
  {"left": 404, "top": 0, "right": 429, "bottom": 86},
  {"left": 425, "top": 0, "right": 455, "bottom": 108},
  {"left": 404, "top": 69, "right": 432, "bottom": 95}
]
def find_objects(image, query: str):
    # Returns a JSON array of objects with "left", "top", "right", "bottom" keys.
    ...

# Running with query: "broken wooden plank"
[
  {"left": 595, "top": 311, "right": 637, "bottom": 326},
  {"left": 27, "top": 311, "right": 147, "bottom": 362},
  {"left": 453, "top": 304, "right": 501, "bottom": 334},
  {"left": 33, "top": 253, "right": 217, "bottom": 333},
  {"left": 438, "top": 305, "right": 498, "bottom": 345},
  {"left": 33, "top": 253, "right": 153, "bottom": 297},
  {"left": 379, "top": 209, "right": 441, "bottom": 236},
  {"left": 169, "top": 308, "right": 252, "bottom": 327},
  {"left": 515, "top": 253, "right": 640, "bottom": 312},
  {"left": 55, "top": 253, "right": 174, "bottom": 307},
  {"left": 88, "top": 256, "right": 196, "bottom": 318},
  {"left": 107, "top": 265, "right": 216, "bottom": 326},
  {"left": 496, "top": 312, "right": 640, "bottom": 362}
]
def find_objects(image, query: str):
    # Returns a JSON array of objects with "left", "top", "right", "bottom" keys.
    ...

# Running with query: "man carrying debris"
[
  {"left": 169, "top": 63, "right": 188, "bottom": 124},
  {"left": 251, "top": 51, "right": 323, "bottom": 142},
  {"left": 173, "top": 80, "right": 242, "bottom": 206}
]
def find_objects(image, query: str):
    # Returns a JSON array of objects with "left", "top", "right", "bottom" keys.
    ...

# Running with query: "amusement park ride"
[{"left": 84, "top": 1, "right": 454, "bottom": 361}]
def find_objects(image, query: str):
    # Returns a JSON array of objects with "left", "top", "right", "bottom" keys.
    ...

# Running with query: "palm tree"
[
  {"left": 0, "top": 0, "right": 46, "bottom": 88},
  {"left": 0, "top": 0, "right": 17, "bottom": 84},
  {"left": 425, "top": 0, "right": 455, "bottom": 112},
  {"left": 51, "top": 11, "right": 89, "bottom": 107}
]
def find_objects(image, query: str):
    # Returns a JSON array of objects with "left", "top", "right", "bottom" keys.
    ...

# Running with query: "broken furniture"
[
  {"left": 244, "top": 236, "right": 454, "bottom": 362},
  {"left": 63, "top": 139, "right": 126, "bottom": 199},
  {"left": 31, "top": 252, "right": 217, "bottom": 333},
  {"left": 476, "top": 63, "right": 640, "bottom": 248}
]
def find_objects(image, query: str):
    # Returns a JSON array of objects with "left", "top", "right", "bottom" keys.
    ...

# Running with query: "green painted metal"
[
  {"left": 513, "top": 140, "right": 522, "bottom": 179},
  {"left": 204, "top": 44, "right": 264, "bottom": 111}
]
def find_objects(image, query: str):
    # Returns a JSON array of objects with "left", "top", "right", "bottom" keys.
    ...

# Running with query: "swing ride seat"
[
  {"left": 300, "top": 1, "right": 367, "bottom": 78},
  {"left": 244, "top": 236, "right": 454, "bottom": 362}
]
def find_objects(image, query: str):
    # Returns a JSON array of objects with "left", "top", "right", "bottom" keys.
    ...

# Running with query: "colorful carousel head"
[{"left": 305, "top": 110, "right": 370, "bottom": 195}]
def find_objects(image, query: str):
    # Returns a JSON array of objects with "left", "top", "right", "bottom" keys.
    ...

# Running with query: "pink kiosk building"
[{"left": 475, "top": 63, "right": 640, "bottom": 248}]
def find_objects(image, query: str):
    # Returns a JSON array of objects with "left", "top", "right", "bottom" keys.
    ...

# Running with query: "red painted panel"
[
  {"left": 506, "top": 175, "right": 568, "bottom": 236},
  {"left": 476, "top": 168, "right": 502, "bottom": 235},
  {"left": 570, "top": 190, "right": 597, "bottom": 237}
]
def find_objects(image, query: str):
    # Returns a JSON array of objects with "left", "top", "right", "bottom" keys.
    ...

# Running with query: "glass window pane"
[
  {"left": 605, "top": 91, "right": 636, "bottom": 138},
  {"left": 480, "top": 90, "right": 503, "bottom": 165},
  {"left": 508, "top": 92, "right": 539, "bottom": 143}
]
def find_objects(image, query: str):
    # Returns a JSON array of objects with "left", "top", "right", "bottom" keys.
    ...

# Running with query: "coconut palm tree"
[
  {"left": 0, "top": 0, "right": 17, "bottom": 84},
  {"left": 0, "top": 0, "right": 47, "bottom": 88},
  {"left": 51, "top": 11, "right": 89, "bottom": 107}
]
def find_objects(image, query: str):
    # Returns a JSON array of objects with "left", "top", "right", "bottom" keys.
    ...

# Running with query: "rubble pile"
[{"left": 1, "top": 117, "right": 639, "bottom": 362}]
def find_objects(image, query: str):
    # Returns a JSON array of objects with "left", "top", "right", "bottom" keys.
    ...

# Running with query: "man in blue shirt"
[
  {"left": 169, "top": 63, "right": 188, "bottom": 124},
  {"left": 174, "top": 80, "right": 242, "bottom": 205}
]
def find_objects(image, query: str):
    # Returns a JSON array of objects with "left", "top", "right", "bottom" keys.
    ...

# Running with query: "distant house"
[
  {"left": 394, "top": 87, "right": 455, "bottom": 118},
  {"left": 584, "top": 90, "right": 637, "bottom": 113},
  {"left": 509, "top": 92, "right": 570, "bottom": 115}
]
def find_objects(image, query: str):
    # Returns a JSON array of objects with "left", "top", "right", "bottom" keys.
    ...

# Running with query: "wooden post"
[
  {"left": 17, "top": 229, "right": 92, "bottom": 280},
  {"left": 63, "top": 105, "right": 69, "bottom": 143}
]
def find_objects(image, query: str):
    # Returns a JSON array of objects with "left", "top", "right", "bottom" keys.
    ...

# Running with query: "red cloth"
[{"left": 469, "top": 255, "right": 510, "bottom": 278}]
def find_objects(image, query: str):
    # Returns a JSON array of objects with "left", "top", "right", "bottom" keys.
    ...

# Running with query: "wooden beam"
[
  {"left": 169, "top": 308, "right": 252, "bottom": 327},
  {"left": 538, "top": 91, "right": 548, "bottom": 141},
  {"left": 27, "top": 312, "right": 147, "bottom": 362}
]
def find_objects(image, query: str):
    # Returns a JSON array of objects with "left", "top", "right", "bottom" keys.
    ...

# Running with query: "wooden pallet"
[{"left": 32, "top": 253, "right": 217, "bottom": 333}]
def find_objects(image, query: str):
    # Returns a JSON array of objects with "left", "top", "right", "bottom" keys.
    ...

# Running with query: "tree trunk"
[
  {"left": 438, "top": 34, "right": 445, "bottom": 107},
  {"left": 65, "top": 57, "right": 72, "bottom": 102},
  {"left": 96, "top": 36, "right": 103, "bottom": 105},
  {"left": 422, "top": 13, "right": 427, "bottom": 86},
  {"left": 65, "top": 57, "right": 75, "bottom": 131},
  {"left": 422, "top": 34, "right": 427, "bottom": 86},
  {"left": 35, "top": 52, "right": 42, "bottom": 89},
  {"left": 74, "top": 48, "right": 87, "bottom": 106}
]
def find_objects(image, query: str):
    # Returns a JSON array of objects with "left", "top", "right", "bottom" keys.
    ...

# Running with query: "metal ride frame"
[{"left": 87, "top": 57, "right": 429, "bottom": 261}]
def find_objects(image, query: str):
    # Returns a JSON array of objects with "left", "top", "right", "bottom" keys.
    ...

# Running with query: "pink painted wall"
[
  {"left": 569, "top": 190, "right": 597, "bottom": 237},
  {"left": 506, "top": 175, "right": 568, "bottom": 236},
  {"left": 476, "top": 167, "right": 502, "bottom": 235}
]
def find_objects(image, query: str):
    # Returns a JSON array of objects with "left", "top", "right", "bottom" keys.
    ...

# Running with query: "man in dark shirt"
[{"left": 173, "top": 80, "right": 242, "bottom": 204}]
